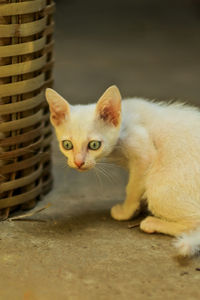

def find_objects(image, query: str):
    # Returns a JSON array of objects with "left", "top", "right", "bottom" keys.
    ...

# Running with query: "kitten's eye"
[
  {"left": 88, "top": 140, "right": 101, "bottom": 150},
  {"left": 62, "top": 140, "right": 73, "bottom": 150}
]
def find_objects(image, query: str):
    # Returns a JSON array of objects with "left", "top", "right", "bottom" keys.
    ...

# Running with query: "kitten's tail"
[{"left": 174, "top": 228, "right": 200, "bottom": 256}]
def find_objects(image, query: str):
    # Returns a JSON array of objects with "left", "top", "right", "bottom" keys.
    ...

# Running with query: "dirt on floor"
[{"left": 1, "top": 0, "right": 200, "bottom": 299}]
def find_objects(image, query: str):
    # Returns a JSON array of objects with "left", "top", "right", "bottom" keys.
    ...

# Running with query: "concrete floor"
[{"left": 1, "top": 0, "right": 200, "bottom": 299}]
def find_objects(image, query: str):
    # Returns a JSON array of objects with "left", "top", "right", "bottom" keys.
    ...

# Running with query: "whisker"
[
  {"left": 96, "top": 165, "right": 115, "bottom": 184},
  {"left": 96, "top": 162, "right": 123, "bottom": 183},
  {"left": 61, "top": 164, "right": 68, "bottom": 169},
  {"left": 93, "top": 168, "right": 103, "bottom": 192},
  {"left": 96, "top": 161, "right": 121, "bottom": 168}
]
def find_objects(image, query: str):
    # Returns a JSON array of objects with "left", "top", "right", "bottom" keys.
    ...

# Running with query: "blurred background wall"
[{"left": 54, "top": 0, "right": 200, "bottom": 105}]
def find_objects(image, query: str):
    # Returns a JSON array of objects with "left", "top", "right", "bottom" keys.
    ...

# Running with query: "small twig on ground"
[
  {"left": 128, "top": 223, "right": 140, "bottom": 229},
  {"left": 7, "top": 203, "right": 51, "bottom": 222}
]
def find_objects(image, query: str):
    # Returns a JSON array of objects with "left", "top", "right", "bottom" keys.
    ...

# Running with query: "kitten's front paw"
[
  {"left": 140, "top": 217, "right": 156, "bottom": 233},
  {"left": 111, "top": 204, "right": 133, "bottom": 221}
]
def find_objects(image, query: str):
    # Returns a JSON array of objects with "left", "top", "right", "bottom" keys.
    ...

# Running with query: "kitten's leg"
[
  {"left": 140, "top": 216, "right": 196, "bottom": 236},
  {"left": 111, "top": 169, "right": 145, "bottom": 221}
]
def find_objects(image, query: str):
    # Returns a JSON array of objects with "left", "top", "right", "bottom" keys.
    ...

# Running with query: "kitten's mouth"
[{"left": 77, "top": 164, "right": 95, "bottom": 171}]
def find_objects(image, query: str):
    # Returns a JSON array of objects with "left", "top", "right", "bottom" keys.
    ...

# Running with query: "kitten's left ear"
[
  {"left": 96, "top": 85, "right": 121, "bottom": 127},
  {"left": 45, "top": 88, "right": 70, "bottom": 126}
]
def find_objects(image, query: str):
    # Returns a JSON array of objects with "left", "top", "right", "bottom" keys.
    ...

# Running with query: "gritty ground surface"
[{"left": 1, "top": 1, "right": 200, "bottom": 299}]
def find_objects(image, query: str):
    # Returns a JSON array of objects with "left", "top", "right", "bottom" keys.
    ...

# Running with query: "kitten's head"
[{"left": 46, "top": 85, "right": 121, "bottom": 171}]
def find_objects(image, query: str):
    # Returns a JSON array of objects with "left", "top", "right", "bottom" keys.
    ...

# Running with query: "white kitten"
[{"left": 46, "top": 85, "right": 200, "bottom": 257}]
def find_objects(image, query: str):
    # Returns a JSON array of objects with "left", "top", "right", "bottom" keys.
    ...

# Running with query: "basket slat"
[
  {"left": 0, "top": 54, "right": 47, "bottom": 77},
  {"left": 0, "top": 93, "right": 43, "bottom": 115},
  {"left": 0, "top": 109, "right": 43, "bottom": 132},
  {"left": 0, "top": 165, "right": 43, "bottom": 193},
  {"left": 0, "top": 152, "right": 49, "bottom": 175},
  {"left": 0, "top": 136, "right": 43, "bottom": 159},
  {"left": 0, "top": 124, "right": 43, "bottom": 146},
  {"left": 0, "top": 0, "right": 46, "bottom": 16},
  {"left": 0, "top": 16, "right": 47, "bottom": 37},
  {"left": 0, "top": 37, "right": 46, "bottom": 57},
  {"left": 0, "top": 73, "right": 44, "bottom": 97},
  {"left": 0, "top": 183, "right": 43, "bottom": 209}
]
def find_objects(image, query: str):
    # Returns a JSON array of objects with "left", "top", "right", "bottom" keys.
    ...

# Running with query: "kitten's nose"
[{"left": 74, "top": 160, "right": 84, "bottom": 168}]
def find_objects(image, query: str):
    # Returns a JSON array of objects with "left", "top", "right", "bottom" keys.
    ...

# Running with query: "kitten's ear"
[
  {"left": 45, "top": 88, "right": 70, "bottom": 126},
  {"left": 96, "top": 85, "right": 121, "bottom": 127}
]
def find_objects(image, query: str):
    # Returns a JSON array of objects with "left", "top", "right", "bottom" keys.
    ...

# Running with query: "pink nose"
[{"left": 74, "top": 160, "right": 84, "bottom": 168}]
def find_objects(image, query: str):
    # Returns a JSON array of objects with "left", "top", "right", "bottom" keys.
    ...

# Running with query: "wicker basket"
[{"left": 0, "top": 0, "right": 55, "bottom": 219}]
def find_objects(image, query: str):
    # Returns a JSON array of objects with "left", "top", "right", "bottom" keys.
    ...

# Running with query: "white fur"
[
  {"left": 174, "top": 228, "right": 200, "bottom": 256},
  {"left": 46, "top": 86, "right": 200, "bottom": 256}
]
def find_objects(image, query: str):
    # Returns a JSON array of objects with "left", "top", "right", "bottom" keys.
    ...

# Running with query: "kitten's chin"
[{"left": 77, "top": 168, "right": 89, "bottom": 172}]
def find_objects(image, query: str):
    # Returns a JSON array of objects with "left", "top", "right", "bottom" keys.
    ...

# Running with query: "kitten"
[{"left": 46, "top": 85, "right": 200, "bottom": 257}]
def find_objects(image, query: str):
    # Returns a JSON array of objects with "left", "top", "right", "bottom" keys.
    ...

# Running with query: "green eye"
[
  {"left": 88, "top": 140, "right": 101, "bottom": 150},
  {"left": 62, "top": 140, "right": 73, "bottom": 150}
]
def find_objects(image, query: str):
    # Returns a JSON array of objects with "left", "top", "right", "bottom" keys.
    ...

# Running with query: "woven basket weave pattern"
[{"left": 0, "top": 0, "right": 54, "bottom": 218}]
